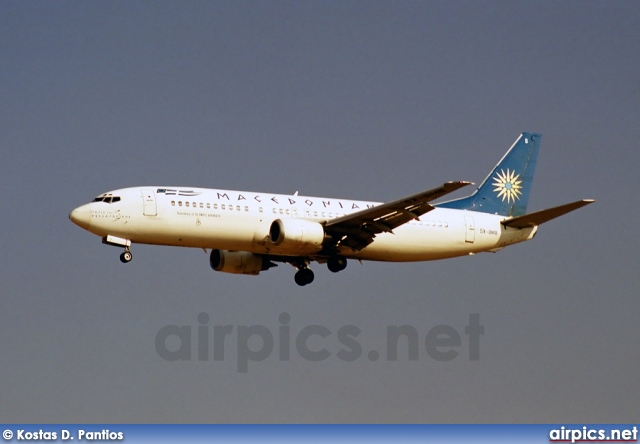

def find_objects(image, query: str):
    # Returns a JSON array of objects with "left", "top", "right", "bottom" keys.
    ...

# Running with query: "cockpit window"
[{"left": 92, "top": 194, "right": 121, "bottom": 204}]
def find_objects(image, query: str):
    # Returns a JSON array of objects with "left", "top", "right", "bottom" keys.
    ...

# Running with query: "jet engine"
[
  {"left": 268, "top": 219, "right": 325, "bottom": 253},
  {"left": 209, "top": 249, "right": 274, "bottom": 275}
]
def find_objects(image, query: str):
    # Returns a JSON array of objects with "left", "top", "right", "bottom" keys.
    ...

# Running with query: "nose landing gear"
[
  {"left": 102, "top": 235, "right": 133, "bottom": 264},
  {"left": 119, "top": 247, "right": 132, "bottom": 263}
]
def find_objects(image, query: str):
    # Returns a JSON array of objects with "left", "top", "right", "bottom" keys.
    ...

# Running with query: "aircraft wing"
[
  {"left": 324, "top": 181, "right": 473, "bottom": 251},
  {"left": 501, "top": 199, "right": 595, "bottom": 228}
]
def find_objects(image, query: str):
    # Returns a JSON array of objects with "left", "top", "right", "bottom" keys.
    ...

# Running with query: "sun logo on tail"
[{"left": 493, "top": 169, "right": 523, "bottom": 203}]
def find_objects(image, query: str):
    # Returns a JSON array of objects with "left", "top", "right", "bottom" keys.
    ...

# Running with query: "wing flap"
[
  {"left": 501, "top": 199, "right": 595, "bottom": 228},
  {"left": 325, "top": 181, "right": 473, "bottom": 250}
]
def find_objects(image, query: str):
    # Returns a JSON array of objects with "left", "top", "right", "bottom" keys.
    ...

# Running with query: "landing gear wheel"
[
  {"left": 120, "top": 251, "right": 132, "bottom": 263},
  {"left": 327, "top": 256, "right": 347, "bottom": 273},
  {"left": 294, "top": 268, "right": 314, "bottom": 286}
]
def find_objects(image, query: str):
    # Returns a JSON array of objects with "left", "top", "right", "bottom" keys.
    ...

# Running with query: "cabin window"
[
  {"left": 200, "top": 203, "right": 203, "bottom": 208},
  {"left": 214, "top": 204, "right": 218, "bottom": 209},
  {"left": 178, "top": 201, "right": 182, "bottom": 207},
  {"left": 171, "top": 201, "right": 176, "bottom": 206},
  {"left": 237, "top": 205, "right": 241, "bottom": 211},
  {"left": 206, "top": 203, "right": 210, "bottom": 209},
  {"left": 186, "top": 202, "right": 190, "bottom": 207},
  {"left": 259, "top": 207, "right": 263, "bottom": 213},
  {"left": 244, "top": 206, "right": 248, "bottom": 212},
  {"left": 221, "top": 204, "right": 225, "bottom": 210}
]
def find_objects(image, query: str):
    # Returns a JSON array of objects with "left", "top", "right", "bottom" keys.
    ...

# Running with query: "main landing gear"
[
  {"left": 293, "top": 256, "right": 347, "bottom": 286},
  {"left": 327, "top": 255, "right": 347, "bottom": 273},
  {"left": 119, "top": 247, "right": 132, "bottom": 263},
  {"left": 294, "top": 267, "right": 314, "bottom": 286}
]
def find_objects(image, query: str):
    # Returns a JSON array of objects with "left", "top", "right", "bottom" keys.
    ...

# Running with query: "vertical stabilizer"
[{"left": 437, "top": 132, "right": 540, "bottom": 217}]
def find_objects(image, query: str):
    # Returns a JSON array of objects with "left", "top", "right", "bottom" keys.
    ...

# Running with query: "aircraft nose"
[{"left": 69, "top": 203, "right": 92, "bottom": 229}]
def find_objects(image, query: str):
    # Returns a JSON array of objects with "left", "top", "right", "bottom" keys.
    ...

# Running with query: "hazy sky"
[{"left": 1, "top": 1, "right": 639, "bottom": 423}]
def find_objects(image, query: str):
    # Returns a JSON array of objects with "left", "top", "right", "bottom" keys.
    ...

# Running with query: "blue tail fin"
[{"left": 436, "top": 132, "right": 540, "bottom": 217}]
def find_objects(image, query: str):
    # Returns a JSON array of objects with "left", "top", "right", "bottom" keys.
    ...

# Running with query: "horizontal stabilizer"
[{"left": 501, "top": 199, "right": 595, "bottom": 228}]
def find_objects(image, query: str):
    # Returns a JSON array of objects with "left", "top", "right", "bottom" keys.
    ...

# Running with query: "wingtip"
[
  {"left": 443, "top": 181, "right": 475, "bottom": 192},
  {"left": 446, "top": 180, "right": 474, "bottom": 186}
]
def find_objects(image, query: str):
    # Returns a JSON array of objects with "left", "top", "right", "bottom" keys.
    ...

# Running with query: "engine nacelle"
[
  {"left": 269, "top": 218, "right": 325, "bottom": 253},
  {"left": 209, "top": 249, "right": 271, "bottom": 275}
]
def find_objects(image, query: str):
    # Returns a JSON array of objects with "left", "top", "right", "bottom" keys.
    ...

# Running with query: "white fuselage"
[{"left": 72, "top": 186, "right": 537, "bottom": 261}]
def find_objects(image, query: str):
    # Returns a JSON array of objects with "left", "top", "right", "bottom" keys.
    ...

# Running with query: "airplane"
[{"left": 69, "top": 132, "right": 594, "bottom": 286}]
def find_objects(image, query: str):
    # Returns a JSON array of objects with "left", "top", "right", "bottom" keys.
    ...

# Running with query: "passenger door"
[{"left": 141, "top": 189, "right": 157, "bottom": 216}]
